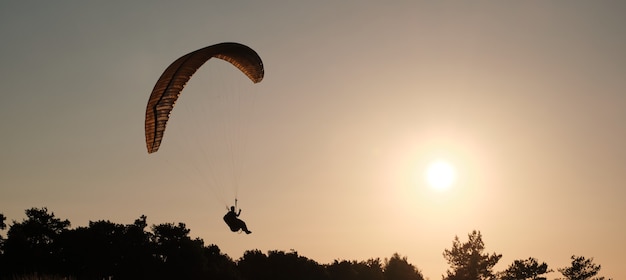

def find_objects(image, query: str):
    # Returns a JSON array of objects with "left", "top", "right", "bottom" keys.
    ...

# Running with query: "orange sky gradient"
[{"left": 1, "top": 2, "right": 625, "bottom": 279}]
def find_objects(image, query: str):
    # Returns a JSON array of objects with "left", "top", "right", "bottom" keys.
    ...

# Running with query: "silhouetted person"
[{"left": 223, "top": 206, "right": 251, "bottom": 234}]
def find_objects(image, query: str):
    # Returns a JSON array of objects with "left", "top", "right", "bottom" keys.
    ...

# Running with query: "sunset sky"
[{"left": 1, "top": 1, "right": 625, "bottom": 279}]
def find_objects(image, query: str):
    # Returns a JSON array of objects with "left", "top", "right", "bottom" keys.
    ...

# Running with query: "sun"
[{"left": 425, "top": 160, "right": 456, "bottom": 190}]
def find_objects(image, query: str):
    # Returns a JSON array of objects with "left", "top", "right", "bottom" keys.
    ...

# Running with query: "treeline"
[{"left": 0, "top": 208, "right": 612, "bottom": 280}]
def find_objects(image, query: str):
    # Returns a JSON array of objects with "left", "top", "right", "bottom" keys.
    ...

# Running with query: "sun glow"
[{"left": 425, "top": 160, "right": 456, "bottom": 190}]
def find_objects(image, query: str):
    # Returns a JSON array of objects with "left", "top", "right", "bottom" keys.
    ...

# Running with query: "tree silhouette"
[
  {"left": 0, "top": 209, "right": 242, "bottom": 279},
  {"left": 203, "top": 244, "right": 239, "bottom": 280},
  {"left": 2, "top": 207, "right": 70, "bottom": 276},
  {"left": 384, "top": 253, "right": 425, "bottom": 280},
  {"left": 499, "top": 257, "right": 552, "bottom": 280},
  {"left": 58, "top": 216, "right": 159, "bottom": 279},
  {"left": 119, "top": 215, "right": 158, "bottom": 278},
  {"left": 0, "top": 213, "right": 5, "bottom": 230},
  {"left": 0, "top": 213, "right": 6, "bottom": 246},
  {"left": 61, "top": 220, "right": 123, "bottom": 278},
  {"left": 0, "top": 207, "right": 617, "bottom": 280},
  {"left": 327, "top": 258, "right": 384, "bottom": 280},
  {"left": 238, "top": 249, "right": 328, "bottom": 280},
  {"left": 0, "top": 213, "right": 5, "bottom": 274},
  {"left": 557, "top": 255, "right": 612, "bottom": 280},
  {"left": 238, "top": 249, "right": 270, "bottom": 279},
  {"left": 151, "top": 222, "right": 211, "bottom": 279},
  {"left": 328, "top": 260, "right": 360, "bottom": 280},
  {"left": 358, "top": 258, "right": 385, "bottom": 280},
  {"left": 442, "top": 230, "right": 502, "bottom": 280}
]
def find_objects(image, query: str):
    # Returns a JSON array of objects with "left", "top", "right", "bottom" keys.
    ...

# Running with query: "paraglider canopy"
[{"left": 145, "top": 42, "right": 264, "bottom": 154}]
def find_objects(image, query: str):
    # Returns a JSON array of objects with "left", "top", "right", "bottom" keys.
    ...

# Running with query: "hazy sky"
[{"left": 1, "top": 1, "right": 625, "bottom": 279}]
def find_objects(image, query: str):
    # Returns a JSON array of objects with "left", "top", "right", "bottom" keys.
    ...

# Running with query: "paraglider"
[
  {"left": 223, "top": 200, "right": 252, "bottom": 234},
  {"left": 144, "top": 42, "right": 264, "bottom": 234},
  {"left": 145, "top": 42, "right": 264, "bottom": 154}
]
